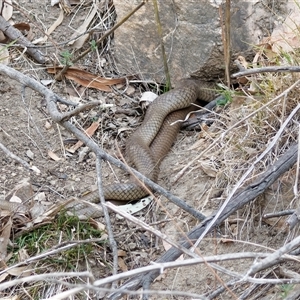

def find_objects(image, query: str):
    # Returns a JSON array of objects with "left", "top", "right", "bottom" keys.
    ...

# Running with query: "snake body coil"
[{"left": 102, "top": 78, "right": 217, "bottom": 201}]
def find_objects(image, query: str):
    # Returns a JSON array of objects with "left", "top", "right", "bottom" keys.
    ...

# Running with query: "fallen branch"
[
  {"left": 232, "top": 65, "right": 300, "bottom": 78},
  {"left": 0, "top": 15, "right": 45, "bottom": 64}
]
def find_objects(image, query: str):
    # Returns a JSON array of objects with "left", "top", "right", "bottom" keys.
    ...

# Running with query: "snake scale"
[{"left": 0, "top": 78, "right": 217, "bottom": 217}]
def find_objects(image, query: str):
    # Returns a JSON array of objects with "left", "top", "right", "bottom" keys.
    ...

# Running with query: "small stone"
[
  {"left": 49, "top": 180, "right": 57, "bottom": 186},
  {"left": 26, "top": 149, "right": 34, "bottom": 160},
  {"left": 125, "top": 85, "right": 135, "bottom": 96},
  {"left": 128, "top": 242, "right": 136, "bottom": 250},
  {"left": 45, "top": 121, "right": 52, "bottom": 129}
]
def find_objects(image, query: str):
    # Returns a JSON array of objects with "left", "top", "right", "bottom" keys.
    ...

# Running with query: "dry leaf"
[
  {"left": 7, "top": 266, "right": 31, "bottom": 277},
  {"left": 34, "top": 192, "right": 46, "bottom": 202},
  {"left": 88, "top": 218, "right": 106, "bottom": 231},
  {"left": 0, "top": 0, "right": 13, "bottom": 20},
  {"left": 13, "top": 23, "right": 34, "bottom": 41},
  {"left": 268, "top": 11, "right": 300, "bottom": 53},
  {"left": 0, "top": 217, "right": 12, "bottom": 261},
  {"left": 69, "top": 4, "right": 98, "bottom": 49},
  {"left": 0, "top": 272, "right": 9, "bottom": 283},
  {"left": 125, "top": 85, "right": 135, "bottom": 96},
  {"left": 48, "top": 150, "right": 61, "bottom": 161},
  {"left": 118, "top": 257, "right": 128, "bottom": 272},
  {"left": 51, "top": 0, "right": 60, "bottom": 5},
  {"left": 67, "top": 121, "right": 100, "bottom": 153},
  {"left": 32, "top": 9, "right": 64, "bottom": 44},
  {"left": 117, "top": 250, "right": 127, "bottom": 257},
  {"left": 220, "top": 238, "right": 234, "bottom": 244},
  {"left": 199, "top": 161, "right": 217, "bottom": 177},
  {"left": 140, "top": 91, "right": 158, "bottom": 104},
  {"left": 9, "top": 195, "right": 22, "bottom": 203},
  {"left": 47, "top": 67, "right": 128, "bottom": 92},
  {"left": 45, "top": 121, "right": 52, "bottom": 129}
]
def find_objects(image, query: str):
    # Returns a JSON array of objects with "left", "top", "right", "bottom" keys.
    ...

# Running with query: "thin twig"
[
  {"left": 244, "top": 234, "right": 300, "bottom": 278},
  {"left": 0, "top": 272, "right": 92, "bottom": 291},
  {"left": 0, "top": 141, "right": 39, "bottom": 174},
  {"left": 109, "top": 142, "right": 299, "bottom": 298},
  {"left": 294, "top": 124, "right": 300, "bottom": 195},
  {"left": 174, "top": 79, "right": 300, "bottom": 183},
  {"left": 152, "top": 0, "right": 171, "bottom": 88},
  {"left": 263, "top": 209, "right": 295, "bottom": 219},
  {"left": 106, "top": 202, "right": 199, "bottom": 259},
  {"left": 232, "top": 66, "right": 300, "bottom": 78},
  {"left": 93, "top": 252, "right": 281, "bottom": 287},
  {"left": 60, "top": 101, "right": 102, "bottom": 121},
  {"left": 0, "top": 15, "right": 45, "bottom": 64},
  {"left": 224, "top": 0, "right": 231, "bottom": 86},
  {"left": 95, "top": 155, "right": 118, "bottom": 286},
  {"left": 0, "top": 238, "right": 106, "bottom": 277}
]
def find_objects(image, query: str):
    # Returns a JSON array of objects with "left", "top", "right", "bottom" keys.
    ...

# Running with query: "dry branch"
[
  {"left": 232, "top": 66, "right": 300, "bottom": 78},
  {"left": 0, "top": 15, "right": 45, "bottom": 64}
]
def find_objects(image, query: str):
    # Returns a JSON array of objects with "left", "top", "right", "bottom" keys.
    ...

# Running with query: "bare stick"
[
  {"left": 232, "top": 66, "right": 300, "bottom": 78},
  {"left": 0, "top": 272, "right": 91, "bottom": 291},
  {"left": 224, "top": 0, "right": 231, "bottom": 86},
  {"left": 95, "top": 155, "right": 118, "bottom": 286},
  {"left": 263, "top": 209, "right": 295, "bottom": 219},
  {"left": 106, "top": 202, "right": 200, "bottom": 259},
  {"left": 152, "top": 0, "right": 171, "bottom": 88},
  {"left": 191, "top": 100, "right": 300, "bottom": 250},
  {"left": 174, "top": 79, "right": 300, "bottom": 183},
  {"left": 0, "top": 15, "right": 45, "bottom": 64},
  {"left": 0, "top": 141, "right": 31, "bottom": 169},
  {"left": 245, "top": 235, "right": 300, "bottom": 278},
  {"left": 60, "top": 101, "right": 102, "bottom": 121},
  {"left": 0, "top": 141, "right": 40, "bottom": 174}
]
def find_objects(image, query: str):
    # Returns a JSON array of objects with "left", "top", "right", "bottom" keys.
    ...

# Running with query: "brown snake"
[{"left": 0, "top": 79, "right": 217, "bottom": 217}]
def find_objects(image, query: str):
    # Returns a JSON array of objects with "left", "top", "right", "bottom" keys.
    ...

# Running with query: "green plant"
[
  {"left": 0, "top": 40, "right": 17, "bottom": 61},
  {"left": 60, "top": 50, "right": 73, "bottom": 66},
  {"left": 280, "top": 284, "right": 294, "bottom": 299},
  {"left": 216, "top": 88, "right": 233, "bottom": 106},
  {"left": 90, "top": 39, "right": 97, "bottom": 51},
  {"left": 9, "top": 211, "right": 106, "bottom": 270}
]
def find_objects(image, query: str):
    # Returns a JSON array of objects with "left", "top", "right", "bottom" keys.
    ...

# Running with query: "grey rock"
[{"left": 113, "top": 0, "right": 295, "bottom": 83}]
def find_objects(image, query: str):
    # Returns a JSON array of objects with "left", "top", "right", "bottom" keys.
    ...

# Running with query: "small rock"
[
  {"left": 49, "top": 180, "right": 57, "bottom": 186},
  {"left": 125, "top": 85, "right": 135, "bottom": 96},
  {"left": 128, "top": 242, "right": 136, "bottom": 250},
  {"left": 26, "top": 149, "right": 34, "bottom": 160},
  {"left": 45, "top": 121, "right": 52, "bottom": 129}
]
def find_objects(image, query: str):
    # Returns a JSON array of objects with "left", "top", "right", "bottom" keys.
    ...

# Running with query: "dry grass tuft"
[{"left": 194, "top": 48, "right": 300, "bottom": 243}]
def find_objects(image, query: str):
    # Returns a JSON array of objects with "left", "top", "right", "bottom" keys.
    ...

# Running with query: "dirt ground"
[{"left": 0, "top": 1, "right": 299, "bottom": 300}]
